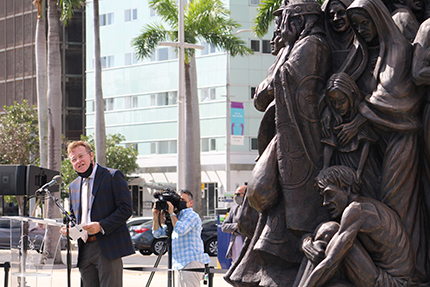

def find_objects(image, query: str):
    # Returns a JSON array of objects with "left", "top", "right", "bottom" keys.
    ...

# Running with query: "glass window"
[
  {"left": 210, "top": 88, "right": 216, "bottom": 100},
  {"left": 170, "top": 140, "right": 177, "bottom": 154},
  {"left": 200, "top": 88, "right": 209, "bottom": 102},
  {"left": 132, "top": 9, "right": 138, "bottom": 20},
  {"left": 132, "top": 96, "right": 138, "bottom": 108},
  {"left": 124, "top": 9, "right": 131, "bottom": 22},
  {"left": 104, "top": 98, "right": 114, "bottom": 111},
  {"left": 157, "top": 92, "right": 168, "bottom": 106},
  {"left": 100, "top": 14, "right": 106, "bottom": 26},
  {"left": 150, "top": 8, "right": 156, "bottom": 17},
  {"left": 251, "top": 87, "right": 256, "bottom": 99},
  {"left": 150, "top": 94, "right": 156, "bottom": 106},
  {"left": 202, "top": 138, "right": 209, "bottom": 152},
  {"left": 210, "top": 138, "right": 216, "bottom": 151},
  {"left": 250, "top": 0, "right": 260, "bottom": 4},
  {"left": 159, "top": 141, "right": 169, "bottom": 154},
  {"left": 125, "top": 96, "right": 132, "bottom": 109},
  {"left": 169, "top": 91, "right": 178, "bottom": 105},
  {"left": 150, "top": 142, "right": 156, "bottom": 154},
  {"left": 262, "top": 40, "right": 271, "bottom": 54},
  {"left": 101, "top": 56, "right": 106, "bottom": 68},
  {"left": 158, "top": 48, "right": 169, "bottom": 61},
  {"left": 251, "top": 40, "right": 260, "bottom": 52},
  {"left": 107, "top": 13, "right": 114, "bottom": 25},
  {"left": 251, "top": 138, "right": 258, "bottom": 150},
  {"left": 124, "top": 53, "right": 131, "bottom": 66},
  {"left": 107, "top": 55, "right": 114, "bottom": 68}
]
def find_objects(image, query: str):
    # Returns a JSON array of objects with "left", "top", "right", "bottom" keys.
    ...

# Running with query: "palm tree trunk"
[
  {"left": 185, "top": 55, "right": 202, "bottom": 217},
  {"left": 46, "top": 0, "right": 63, "bottom": 264},
  {"left": 35, "top": 0, "right": 48, "bottom": 168},
  {"left": 93, "top": 0, "right": 107, "bottom": 166}
]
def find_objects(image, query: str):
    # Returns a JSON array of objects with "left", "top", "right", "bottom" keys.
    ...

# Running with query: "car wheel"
[
  {"left": 152, "top": 239, "right": 167, "bottom": 255},
  {"left": 205, "top": 238, "right": 217, "bottom": 257},
  {"left": 139, "top": 249, "right": 152, "bottom": 256}
]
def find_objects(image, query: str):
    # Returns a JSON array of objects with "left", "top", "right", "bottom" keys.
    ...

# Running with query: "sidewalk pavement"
[{"left": 0, "top": 250, "right": 232, "bottom": 287}]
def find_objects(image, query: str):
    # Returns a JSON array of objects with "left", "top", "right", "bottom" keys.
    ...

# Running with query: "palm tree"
[
  {"left": 44, "top": 0, "right": 84, "bottom": 264},
  {"left": 132, "top": 0, "right": 252, "bottom": 216},
  {"left": 34, "top": 0, "right": 48, "bottom": 168},
  {"left": 253, "top": 0, "right": 282, "bottom": 37},
  {"left": 92, "top": 0, "right": 107, "bottom": 166}
]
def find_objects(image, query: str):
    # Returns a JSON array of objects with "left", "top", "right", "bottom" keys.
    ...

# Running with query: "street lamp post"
[
  {"left": 225, "top": 29, "right": 253, "bottom": 194},
  {"left": 158, "top": 1, "right": 203, "bottom": 191}
]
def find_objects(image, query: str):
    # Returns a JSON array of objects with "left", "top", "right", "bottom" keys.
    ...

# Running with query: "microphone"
[{"left": 35, "top": 175, "right": 63, "bottom": 195}]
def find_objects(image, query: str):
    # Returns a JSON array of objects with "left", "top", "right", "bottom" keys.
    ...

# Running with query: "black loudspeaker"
[
  {"left": 0, "top": 165, "right": 60, "bottom": 196},
  {"left": 0, "top": 165, "right": 27, "bottom": 195},
  {"left": 26, "top": 165, "right": 60, "bottom": 196}
]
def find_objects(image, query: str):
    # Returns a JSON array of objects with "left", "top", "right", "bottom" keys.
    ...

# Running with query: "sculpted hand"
[
  {"left": 334, "top": 121, "right": 358, "bottom": 146},
  {"left": 302, "top": 237, "right": 327, "bottom": 264},
  {"left": 83, "top": 222, "right": 102, "bottom": 234}
]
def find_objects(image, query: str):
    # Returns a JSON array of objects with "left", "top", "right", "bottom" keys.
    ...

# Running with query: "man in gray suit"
[{"left": 222, "top": 185, "right": 246, "bottom": 262}]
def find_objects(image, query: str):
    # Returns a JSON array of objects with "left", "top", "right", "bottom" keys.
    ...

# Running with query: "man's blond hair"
[{"left": 67, "top": 141, "right": 92, "bottom": 157}]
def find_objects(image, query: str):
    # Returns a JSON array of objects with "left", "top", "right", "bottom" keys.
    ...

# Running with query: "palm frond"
[
  {"left": 253, "top": 0, "right": 282, "bottom": 38},
  {"left": 57, "top": 0, "right": 84, "bottom": 25},
  {"left": 132, "top": 23, "right": 170, "bottom": 59},
  {"left": 149, "top": 0, "right": 178, "bottom": 28},
  {"left": 185, "top": 0, "right": 252, "bottom": 56}
]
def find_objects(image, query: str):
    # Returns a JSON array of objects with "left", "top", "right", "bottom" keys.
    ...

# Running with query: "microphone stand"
[{"left": 41, "top": 187, "right": 74, "bottom": 287}]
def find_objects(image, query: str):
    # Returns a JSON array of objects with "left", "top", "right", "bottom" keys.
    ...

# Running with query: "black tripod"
[{"left": 146, "top": 213, "right": 174, "bottom": 287}]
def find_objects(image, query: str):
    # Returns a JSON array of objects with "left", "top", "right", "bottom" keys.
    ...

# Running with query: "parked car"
[
  {"left": 132, "top": 218, "right": 218, "bottom": 256},
  {"left": 201, "top": 218, "right": 218, "bottom": 257},
  {"left": 127, "top": 216, "right": 153, "bottom": 237}
]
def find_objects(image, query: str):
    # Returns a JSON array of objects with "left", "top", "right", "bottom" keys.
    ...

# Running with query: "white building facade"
[{"left": 85, "top": 0, "right": 274, "bottom": 217}]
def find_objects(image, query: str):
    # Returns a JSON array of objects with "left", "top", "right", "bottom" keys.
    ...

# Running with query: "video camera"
[{"left": 153, "top": 189, "right": 187, "bottom": 212}]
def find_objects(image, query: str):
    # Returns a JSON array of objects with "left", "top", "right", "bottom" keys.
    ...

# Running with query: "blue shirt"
[{"left": 153, "top": 208, "right": 210, "bottom": 270}]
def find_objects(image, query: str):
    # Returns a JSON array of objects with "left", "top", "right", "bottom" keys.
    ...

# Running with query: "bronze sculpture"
[{"left": 224, "top": 0, "right": 430, "bottom": 285}]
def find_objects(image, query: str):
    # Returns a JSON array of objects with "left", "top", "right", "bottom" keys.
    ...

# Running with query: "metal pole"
[
  {"left": 225, "top": 50, "right": 231, "bottom": 194},
  {"left": 225, "top": 29, "right": 253, "bottom": 194},
  {"left": 177, "top": 0, "right": 186, "bottom": 190}
]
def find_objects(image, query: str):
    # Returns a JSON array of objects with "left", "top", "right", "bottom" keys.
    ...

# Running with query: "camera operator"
[{"left": 152, "top": 189, "right": 210, "bottom": 287}]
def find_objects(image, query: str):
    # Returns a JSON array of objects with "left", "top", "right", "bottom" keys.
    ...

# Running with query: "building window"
[
  {"left": 133, "top": 96, "right": 138, "bottom": 108},
  {"left": 101, "top": 55, "right": 114, "bottom": 68},
  {"left": 158, "top": 48, "right": 169, "bottom": 61},
  {"left": 169, "top": 91, "right": 178, "bottom": 105},
  {"left": 250, "top": 87, "right": 256, "bottom": 99},
  {"left": 150, "top": 92, "right": 178, "bottom": 106},
  {"left": 170, "top": 140, "right": 177, "bottom": 153},
  {"left": 210, "top": 88, "right": 216, "bottom": 100},
  {"left": 150, "top": 142, "right": 156, "bottom": 154},
  {"left": 104, "top": 98, "right": 114, "bottom": 111},
  {"left": 251, "top": 40, "right": 260, "bottom": 52},
  {"left": 210, "top": 138, "right": 216, "bottom": 151},
  {"left": 200, "top": 88, "right": 209, "bottom": 102},
  {"left": 250, "top": 0, "right": 260, "bottom": 4},
  {"left": 159, "top": 141, "right": 169, "bottom": 154},
  {"left": 251, "top": 138, "right": 258, "bottom": 150},
  {"left": 150, "top": 8, "right": 156, "bottom": 17},
  {"left": 202, "top": 138, "right": 209, "bottom": 152},
  {"left": 100, "top": 12, "right": 114, "bottom": 26},
  {"left": 125, "top": 9, "right": 137, "bottom": 22},
  {"left": 124, "top": 53, "right": 132, "bottom": 66},
  {"left": 202, "top": 138, "right": 216, "bottom": 152},
  {"left": 262, "top": 40, "right": 271, "bottom": 54},
  {"left": 125, "top": 96, "right": 132, "bottom": 109}
]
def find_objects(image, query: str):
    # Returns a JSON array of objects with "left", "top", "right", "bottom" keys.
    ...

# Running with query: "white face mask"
[{"left": 234, "top": 196, "right": 244, "bottom": 205}]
